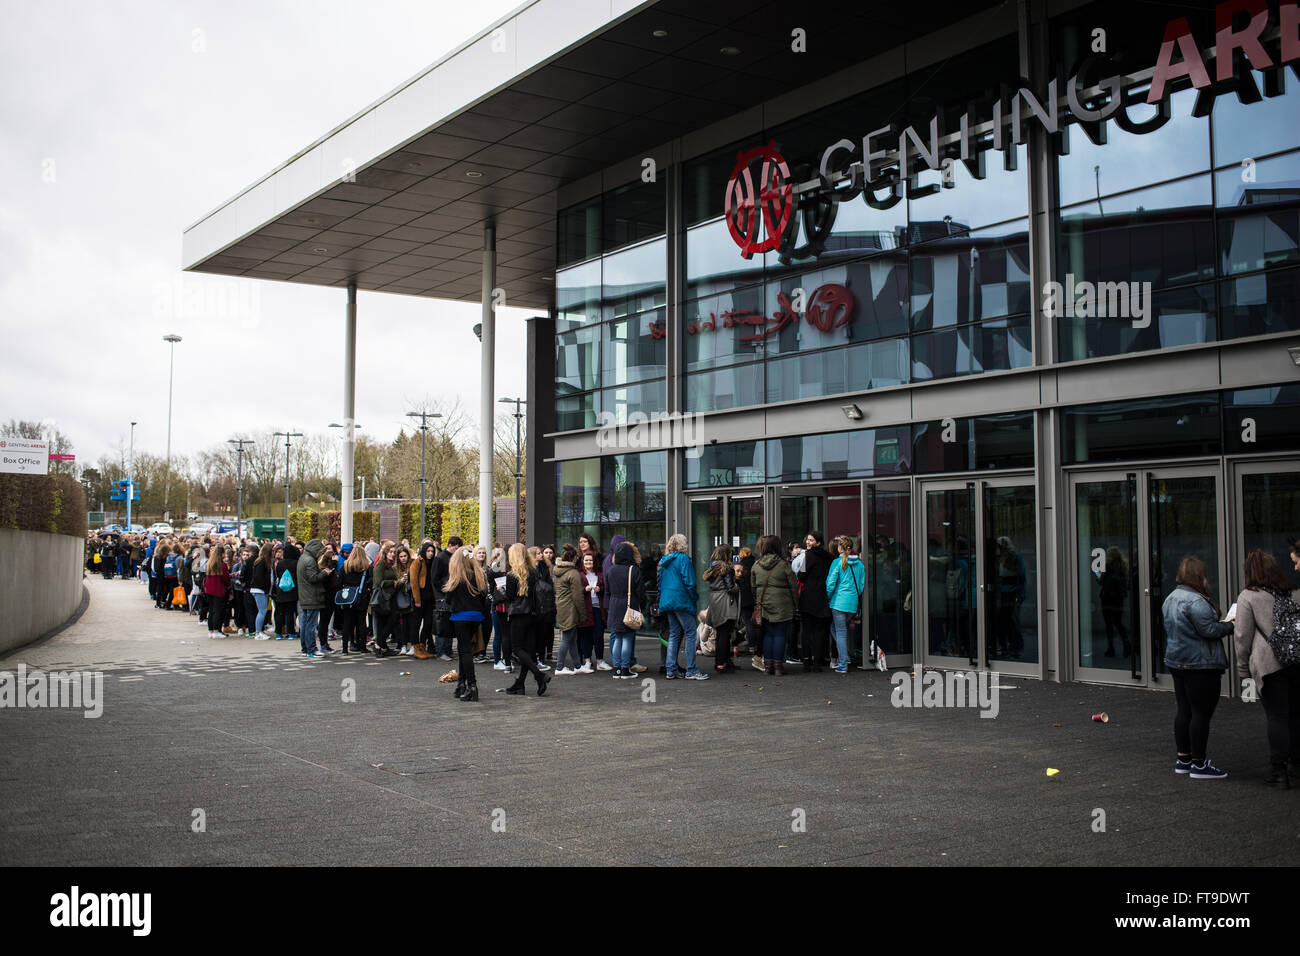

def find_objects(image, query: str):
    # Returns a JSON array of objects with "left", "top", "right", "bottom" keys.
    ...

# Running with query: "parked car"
[
  {"left": 186, "top": 512, "right": 200, "bottom": 522},
  {"left": 127, "top": 524, "right": 145, "bottom": 534},
  {"left": 103, "top": 524, "right": 123, "bottom": 534},
  {"left": 188, "top": 522, "right": 217, "bottom": 536},
  {"left": 147, "top": 522, "right": 173, "bottom": 536}
]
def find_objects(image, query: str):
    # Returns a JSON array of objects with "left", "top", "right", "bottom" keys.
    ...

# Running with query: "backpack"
[
  {"left": 535, "top": 568, "right": 556, "bottom": 618},
  {"left": 1266, "top": 591, "right": 1300, "bottom": 667},
  {"left": 164, "top": 554, "right": 178, "bottom": 576},
  {"left": 277, "top": 569, "right": 294, "bottom": 592}
]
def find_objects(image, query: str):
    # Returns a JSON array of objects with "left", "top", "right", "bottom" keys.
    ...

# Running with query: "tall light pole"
[
  {"left": 227, "top": 438, "right": 254, "bottom": 537},
  {"left": 126, "top": 421, "right": 136, "bottom": 531},
  {"left": 498, "top": 397, "right": 525, "bottom": 543},
  {"left": 328, "top": 422, "right": 362, "bottom": 497},
  {"left": 273, "top": 430, "right": 303, "bottom": 541},
  {"left": 406, "top": 410, "right": 443, "bottom": 544},
  {"left": 162, "top": 334, "right": 182, "bottom": 517}
]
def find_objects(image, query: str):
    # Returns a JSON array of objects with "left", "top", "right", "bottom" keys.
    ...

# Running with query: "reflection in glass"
[
  {"left": 1223, "top": 385, "right": 1300, "bottom": 454},
  {"left": 729, "top": 496, "right": 764, "bottom": 555},
  {"left": 683, "top": 287, "right": 767, "bottom": 372},
  {"left": 602, "top": 237, "right": 666, "bottom": 318},
  {"left": 1211, "top": 74, "right": 1300, "bottom": 168},
  {"left": 1219, "top": 266, "right": 1300, "bottom": 339},
  {"left": 555, "top": 324, "right": 600, "bottom": 392},
  {"left": 1240, "top": 472, "right": 1300, "bottom": 595},
  {"left": 555, "top": 389, "right": 598, "bottom": 432},
  {"left": 684, "top": 362, "right": 763, "bottom": 413},
  {"left": 766, "top": 426, "right": 912, "bottom": 482},
  {"left": 689, "top": 497, "right": 724, "bottom": 610},
  {"left": 765, "top": 339, "right": 908, "bottom": 403},
  {"left": 684, "top": 440, "right": 765, "bottom": 489},
  {"left": 1215, "top": 151, "right": 1300, "bottom": 276},
  {"left": 556, "top": 259, "right": 602, "bottom": 329},
  {"left": 1149, "top": 475, "right": 1220, "bottom": 681},
  {"left": 866, "top": 487, "right": 912, "bottom": 657},
  {"left": 1057, "top": 282, "right": 1216, "bottom": 362},
  {"left": 686, "top": 218, "right": 766, "bottom": 300},
  {"left": 556, "top": 458, "right": 601, "bottom": 525},
  {"left": 599, "top": 380, "right": 666, "bottom": 425},
  {"left": 925, "top": 487, "right": 977, "bottom": 660},
  {"left": 911, "top": 315, "right": 1032, "bottom": 380},
  {"left": 601, "top": 312, "right": 665, "bottom": 387},
  {"left": 984, "top": 484, "right": 1038, "bottom": 664},
  {"left": 1061, "top": 393, "right": 1220, "bottom": 464},
  {"left": 910, "top": 221, "right": 1031, "bottom": 330},
  {"left": 602, "top": 452, "right": 667, "bottom": 524},
  {"left": 1076, "top": 478, "right": 1139, "bottom": 673}
]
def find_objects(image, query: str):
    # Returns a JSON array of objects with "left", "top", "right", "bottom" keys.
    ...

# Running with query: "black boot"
[
  {"left": 1264, "top": 767, "right": 1291, "bottom": 789},
  {"left": 454, "top": 677, "right": 467, "bottom": 700},
  {"left": 506, "top": 679, "right": 525, "bottom": 695},
  {"left": 537, "top": 671, "right": 551, "bottom": 697},
  {"left": 461, "top": 680, "right": 478, "bottom": 702}
]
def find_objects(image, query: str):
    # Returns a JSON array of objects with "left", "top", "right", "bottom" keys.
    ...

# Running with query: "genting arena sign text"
[
  {"left": 648, "top": 283, "right": 853, "bottom": 342},
  {"left": 723, "top": 0, "right": 1299, "bottom": 260}
]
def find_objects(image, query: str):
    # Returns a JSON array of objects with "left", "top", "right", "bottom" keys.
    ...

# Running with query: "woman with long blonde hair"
[
  {"left": 503, "top": 543, "right": 550, "bottom": 695},
  {"left": 443, "top": 548, "right": 490, "bottom": 701}
]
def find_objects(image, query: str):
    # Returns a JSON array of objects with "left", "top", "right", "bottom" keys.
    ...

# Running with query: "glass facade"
[{"left": 545, "top": 3, "right": 1300, "bottom": 686}]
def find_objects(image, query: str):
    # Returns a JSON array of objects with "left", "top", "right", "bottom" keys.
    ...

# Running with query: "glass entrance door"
[
  {"left": 921, "top": 477, "right": 1038, "bottom": 671},
  {"left": 687, "top": 493, "right": 764, "bottom": 610},
  {"left": 1231, "top": 459, "right": 1300, "bottom": 595},
  {"left": 865, "top": 482, "right": 913, "bottom": 665},
  {"left": 1071, "top": 467, "right": 1224, "bottom": 687},
  {"left": 778, "top": 492, "right": 825, "bottom": 552}
]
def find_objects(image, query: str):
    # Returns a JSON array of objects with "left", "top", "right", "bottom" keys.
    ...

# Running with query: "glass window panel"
[
  {"left": 602, "top": 452, "right": 667, "bottom": 523},
  {"left": 912, "top": 413, "right": 1033, "bottom": 473},
  {"left": 1219, "top": 266, "right": 1300, "bottom": 339},
  {"left": 686, "top": 217, "right": 766, "bottom": 300},
  {"left": 1239, "top": 472, "right": 1300, "bottom": 597},
  {"left": 1056, "top": 281, "right": 1216, "bottom": 362},
  {"left": 683, "top": 140, "right": 749, "bottom": 228},
  {"left": 602, "top": 237, "right": 666, "bottom": 317},
  {"left": 1061, "top": 393, "right": 1221, "bottom": 464},
  {"left": 766, "top": 425, "right": 913, "bottom": 482},
  {"left": 764, "top": 254, "right": 909, "bottom": 354},
  {"left": 683, "top": 287, "right": 768, "bottom": 371},
  {"left": 684, "top": 362, "right": 763, "bottom": 413},
  {"left": 1212, "top": 72, "right": 1300, "bottom": 168},
  {"left": 685, "top": 440, "right": 765, "bottom": 488},
  {"left": 911, "top": 316, "right": 1032, "bottom": 382},
  {"left": 555, "top": 390, "right": 598, "bottom": 432},
  {"left": 599, "top": 380, "right": 666, "bottom": 425},
  {"left": 601, "top": 311, "right": 665, "bottom": 387},
  {"left": 603, "top": 179, "right": 665, "bottom": 252},
  {"left": 555, "top": 324, "right": 600, "bottom": 393},
  {"left": 557, "top": 197, "right": 601, "bottom": 268},
  {"left": 555, "top": 458, "right": 601, "bottom": 525},
  {"left": 1057, "top": 88, "right": 1210, "bottom": 206},
  {"left": 1216, "top": 150, "right": 1300, "bottom": 276},
  {"left": 1059, "top": 176, "right": 1215, "bottom": 291},
  {"left": 908, "top": 144, "right": 1028, "bottom": 234},
  {"left": 556, "top": 259, "right": 602, "bottom": 330},
  {"left": 554, "top": 524, "right": 600, "bottom": 551},
  {"left": 1222, "top": 384, "right": 1300, "bottom": 454},
  {"left": 765, "top": 339, "right": 909, "bottom": 403},
  {"left": 911, "top": 220, "right": 1030, "bottom": 330}
]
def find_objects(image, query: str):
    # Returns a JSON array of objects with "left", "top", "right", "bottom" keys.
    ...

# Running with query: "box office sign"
[
  {"left": 0, "top": 438, "right": 49, "bottom": 475},
  {"left": 724, "top": 0, "right": 1300, "bottom": 261}
]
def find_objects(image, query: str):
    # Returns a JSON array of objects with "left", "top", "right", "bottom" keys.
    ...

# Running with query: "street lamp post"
[
  {"left": 328, "top": 422, "right": 362, "bottom": 494},
  {"left": 162, "top": 334, "right": 182, "bottom": 517},
  {"left": 227, "top": 438, "right": 254, "bottom": 537},
  {"left": 405, "top": 410, "right": 443, "bottom": 544},
  {"left": 273, "top": 431, "right": 303, "bottom": 542},
  {"left": 498, "top": 397, "right": 525, "bottom": 543},
  {"left": 126, "top": 421, "right": 136, "bottom": 531}
]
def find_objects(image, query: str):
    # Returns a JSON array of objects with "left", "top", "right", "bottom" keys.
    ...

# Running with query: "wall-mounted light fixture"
[
  {"left": 1288, "top": 345, "right": 1300, "bottom": 367},
  {"left": 841, "top": 403, "right": 864, "bottom": 421}
]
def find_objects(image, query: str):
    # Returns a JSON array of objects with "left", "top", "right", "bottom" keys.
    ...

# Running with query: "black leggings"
[
  {"left": 1171, "top": 668, "right": 1222, "bottom": 762},
  {"left": 455, "top": 621, "right": 478, "bottom": 683},
  {"left": 1261, "top": 665, "right": 1300, "bottom": 770},
  {"left": 274, "top": 601, "right": 296, "bottom": 635},
  {"left": 207, "top": 595, "right": 227, "bottom": 631},
  {"left": 510, "top": 614, "right": 545, "bottom": 687},
  {"left": 802, "top": 616, "right": 830, "bottom": 664}
]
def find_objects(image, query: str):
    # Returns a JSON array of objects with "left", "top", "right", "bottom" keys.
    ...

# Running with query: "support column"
[
  {"left": 526, "top": 313, "right": 556, "bottom": 548},
  {"left": 479, "top": 223, "right": 496, "bottom": 550},
  {"left": 342, "top": 283, "right": 357, "bottom": 544}
]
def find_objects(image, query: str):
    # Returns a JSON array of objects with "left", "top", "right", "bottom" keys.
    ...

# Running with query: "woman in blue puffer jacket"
[
  {"left": 659, "top": 534, "right": 705, "bottom": 680},
  {"left": 1161, "top": 555, "right": 1234, "bottom": 780},
  {"left": 825, "top": 535, "right": 866, "bottom": 675}
]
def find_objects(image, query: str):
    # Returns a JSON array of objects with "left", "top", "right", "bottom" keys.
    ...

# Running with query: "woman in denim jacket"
[{"left": 1161, "top": 556, "right": 1234, "bottom": 779}]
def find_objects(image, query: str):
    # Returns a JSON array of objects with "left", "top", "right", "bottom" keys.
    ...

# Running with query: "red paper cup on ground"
[{"left": 1092, "top": 712, "right": 1109, "bottom": 723}]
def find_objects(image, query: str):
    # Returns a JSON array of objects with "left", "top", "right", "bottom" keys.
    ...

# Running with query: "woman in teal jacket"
[{"left": 825, "top": 535, "right": 866, "bottom": 674}]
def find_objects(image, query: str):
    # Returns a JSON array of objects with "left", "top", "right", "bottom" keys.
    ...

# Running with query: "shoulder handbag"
[
  {"left": 751, "top": 566, "right": 770, "bottom": 628},
  {"left": 622, "top": 565, "right": 644, "bottom": 630},
  {"left": 1265, "top": 590, "right": 1300, "bottom": 667}
]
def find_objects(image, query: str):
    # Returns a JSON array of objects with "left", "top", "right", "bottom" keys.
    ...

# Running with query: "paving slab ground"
[{"left": 1, "top": 575, "right": 1296, "bottom": 866}]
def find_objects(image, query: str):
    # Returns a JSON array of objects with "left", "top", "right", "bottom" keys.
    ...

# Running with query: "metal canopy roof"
[{"left": 183, "top": 0, "right": 1003, "bottom": 309}]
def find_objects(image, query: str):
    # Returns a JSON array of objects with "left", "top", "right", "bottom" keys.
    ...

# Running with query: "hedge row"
[
  {"left": 352, "top": 510, "right": 379, "bottom": 541},
  {"left": 0, "top": 473, "right": 87, "bottom": 539},
  {"left": 439, "top": 499, "right": 496, "bottom": 546},
  {"left": 398, "top": 502, "right": 442, "bottom": 544},
  {"left": 287, "top": 509, "right": 379, "bottom": 544}
]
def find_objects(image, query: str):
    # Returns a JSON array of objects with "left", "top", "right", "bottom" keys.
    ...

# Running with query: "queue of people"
[{"left": 98, "top": 524, "right": 1300, "bottom": 787}]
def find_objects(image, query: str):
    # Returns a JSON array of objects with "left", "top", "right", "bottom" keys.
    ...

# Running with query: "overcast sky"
[{"left": 1, "top": 0, "right": 529, "bottom": 467}]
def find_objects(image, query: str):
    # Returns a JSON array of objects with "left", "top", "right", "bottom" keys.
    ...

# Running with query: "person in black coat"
[
  {"left": 503, "top": 543, "right": 551, "bottom": 696},
  {"left": 336, "top": 546, "right": 371, "bottom": 654},
  {"left": 443, "top": 548, "right": 492, "bottom": 702},
  {"left": 430, "top": 537, "right": 459, "bottom": 660},
  {"left": 607, "top": 540, "right": 648, "bottom": 679},
  {"left": 797, "top": 532, "right": 834, "bottom": 671},
  {"left": 272, "top": 542, "right": 300, "bottom": 638}
]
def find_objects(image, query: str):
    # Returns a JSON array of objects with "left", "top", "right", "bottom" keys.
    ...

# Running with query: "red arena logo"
[{"left": 724, "top": 142, "right": 794, "bottom": 259}]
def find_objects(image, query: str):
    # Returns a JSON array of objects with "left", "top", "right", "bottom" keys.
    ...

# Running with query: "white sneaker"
[
  {"left": 402, "top": 645, "right": 413, "bottom": 656},
  {"left": 493, "top": 660, "right": 508, "bottom": 671},
  {"left": 596, "top": 660, "right": 613, "bottom": 671},
  {"left": 537, "top": 662, "right": 552, "bottom": 672},
  {"left": 556, "top": 667, "right": 576, "bottom": 675},
  {"left": 576, "top": 663, "right": 594, "bottom": 674}
]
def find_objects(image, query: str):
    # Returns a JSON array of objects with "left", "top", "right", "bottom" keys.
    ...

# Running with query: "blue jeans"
[
  {"left": 609, "top": 627, "right": 635, "bottom": 670},
  {"left": 762, "top": 620, "right": 790, "bottom": 663},
  {"left": 665, "top": 607, "right": 700, "bottom": 676},
  {"left": 831, "top": 610, "right": 852, "bottom": 669},
  {"left": 298, "top": 608, "right": 320, "bottom": 654},
  {"left": 557, "top": 628, "right": 582, "bottom": 669},
  {"left": 252, "top": 592, "right": 269, "bottom": 632}
]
